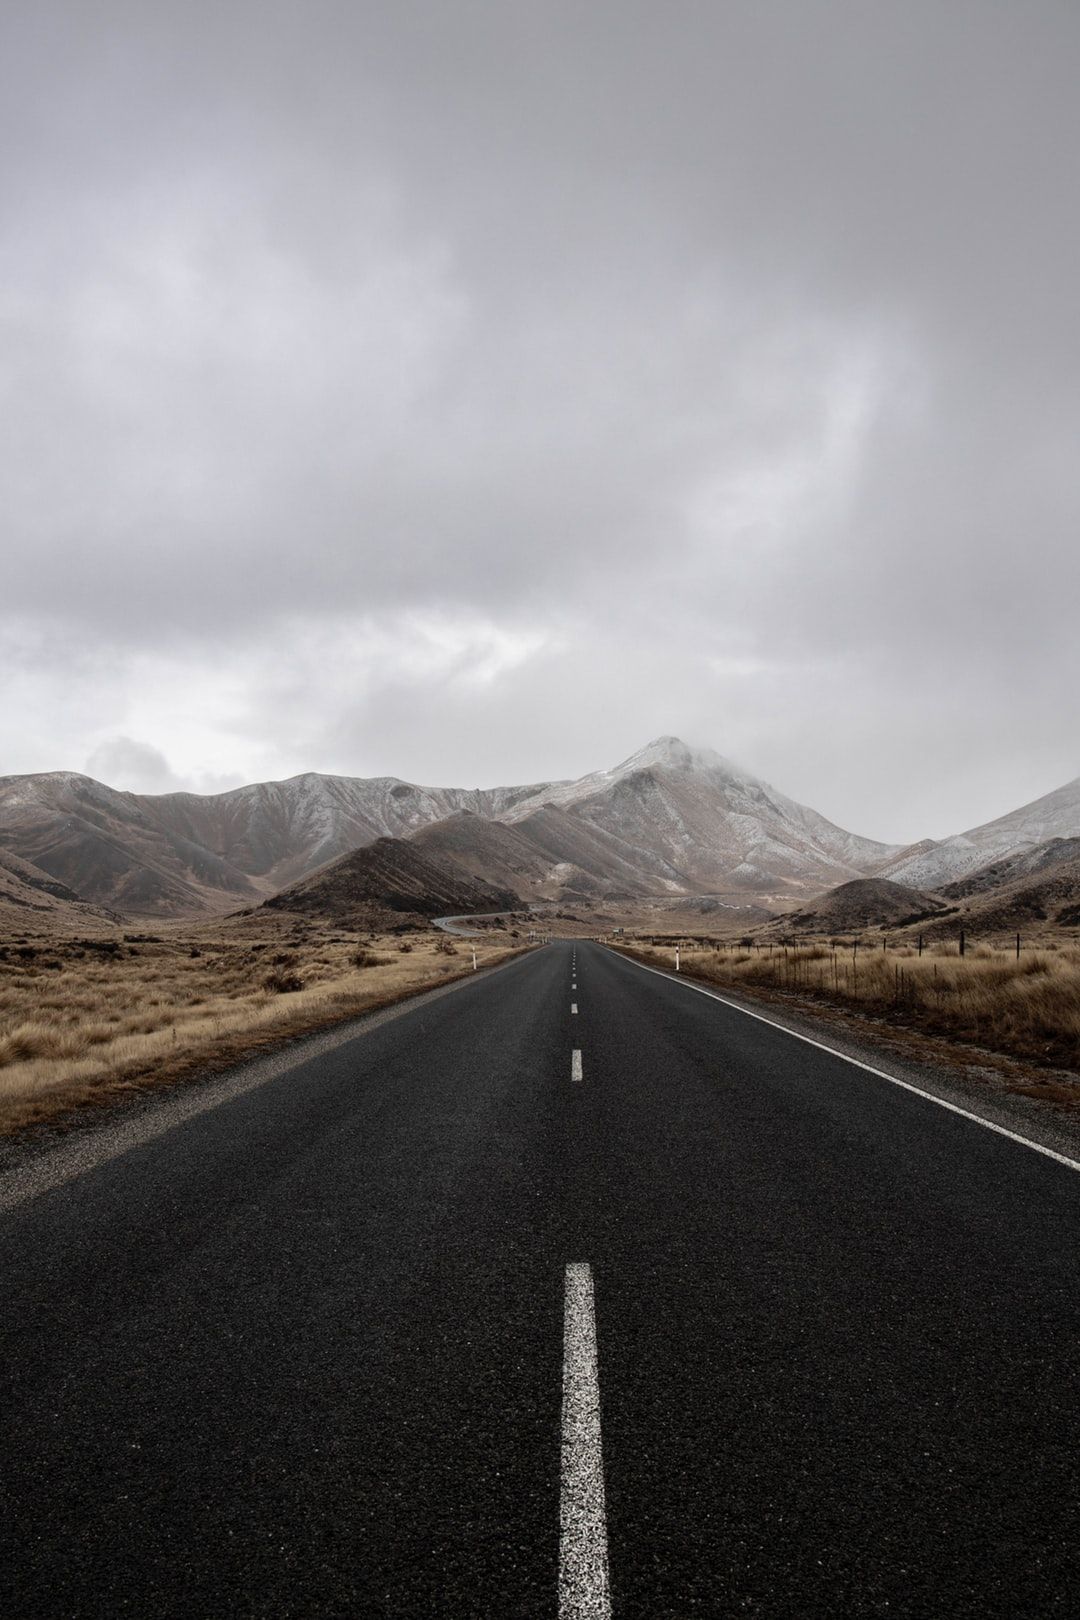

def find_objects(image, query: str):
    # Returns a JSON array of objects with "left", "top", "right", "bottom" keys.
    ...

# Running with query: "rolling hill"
[{"left": 773, "top": 877, "right": 947, "bottom": 936}]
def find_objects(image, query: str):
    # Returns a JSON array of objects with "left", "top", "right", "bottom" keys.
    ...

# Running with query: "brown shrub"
[
  {"left": 613, "top": 939, "right": 1080, "bottom": 1077},
  {"left": 263, "top": 969, "right": 304, "bottom": 994},
  {"left": 0, "top": 929, "right": 535, "bottom": 1134}
]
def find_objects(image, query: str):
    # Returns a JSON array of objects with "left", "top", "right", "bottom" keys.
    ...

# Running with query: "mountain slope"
[
  {"left": 0, "top": 770, "right": 558, "bottom": 919},
  {"left": 408, "top": 814, "right": 560, "bottom": 897},
  {"left": 917, "top": 838, "right": 1080, "bottom": 937},
  {"left": 0, "top": 849, "right": 119, "bottom": 932},
  {"left": 262, "top": 837, "right": 521, "bottom": 927},
  {"left": 0, "top": 773, "right": 261, "bottom": 917},
  {"left": 149, "top": 772, "right": 561, "bottom": 890},
  {"left": 409, "top": 807, "right": 678, "bottom": 901},
  {"left": 504, "top": 738, "right": 902, "bottom": 897},
  {"left": 940, "top": 837, "right": 1080, "bottom": 901},
  {"left": 0, "top": 736, "right": 957, "bottom": 921},
  {"left": 881, "top": 776, "right": 1080, "bottom": 890}
]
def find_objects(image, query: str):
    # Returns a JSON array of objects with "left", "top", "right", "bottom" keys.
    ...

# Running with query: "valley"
[{"left": 4, "top": 734, "right": 1080, "bottom": 1133}]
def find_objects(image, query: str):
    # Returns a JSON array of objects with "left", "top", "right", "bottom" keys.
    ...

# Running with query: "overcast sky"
[{"left": 2, "top": 2, "right": 1078, "bottom": 841}]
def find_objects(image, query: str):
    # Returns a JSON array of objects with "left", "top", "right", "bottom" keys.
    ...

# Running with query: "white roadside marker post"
[
  {"left": 675, "top": 945, "right": 680, "bottom": 972},
  {"left": 472, "top": 947, "right": 477, "bottom": 971}
]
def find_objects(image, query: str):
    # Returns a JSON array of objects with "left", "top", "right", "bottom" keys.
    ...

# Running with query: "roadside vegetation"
[
  {"left": 0, "top": 928, "right": 528, "bottom": 1134},
  {"left": 613, "top": 936, "right": 1080, "bottom": 1098}
]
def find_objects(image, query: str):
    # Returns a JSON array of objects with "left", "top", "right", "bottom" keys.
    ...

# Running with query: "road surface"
[{"left": 3, "top": 940, "right": 1080, "bottom": 1616}]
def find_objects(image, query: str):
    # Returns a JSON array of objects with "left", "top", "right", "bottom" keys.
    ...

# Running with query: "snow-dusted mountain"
[
  {"left": 0, "top": 769, "right": 559, "bottom": 917},
  {"left": 9, "top": 739, "right": 1077, "bottom": 921},
  {"left": 142, "top": 771, "right": 559, "bottom": 890},
  {"left": 0, "top": 738, "right": 901, "bottom": 916},
  {"left": 501, "top": 737, "right": 901, "bottom": 894},
  {"left": 879, "top": 775, "right": 1080, "bottom": 890}
]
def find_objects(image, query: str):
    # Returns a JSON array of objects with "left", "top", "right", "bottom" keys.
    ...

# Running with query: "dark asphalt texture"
[{"left": 3, "top": 940, "right": 1080, "bottom": 1617}]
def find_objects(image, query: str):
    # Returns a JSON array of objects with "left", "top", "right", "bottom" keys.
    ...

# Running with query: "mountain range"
[{"left": 1, "top": 738, "right": 1079, "bottom": 930}]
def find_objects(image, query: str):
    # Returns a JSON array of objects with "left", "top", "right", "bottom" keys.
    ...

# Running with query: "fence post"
[
  {"left": 918, "top": 934, "right": 924, "bottom": 957},
  {"left": 1016, "top": 932, "right": 1021, "bottom": 960},
  {"left": 959, "top": 928, "right": 966, "bottom": 958}
]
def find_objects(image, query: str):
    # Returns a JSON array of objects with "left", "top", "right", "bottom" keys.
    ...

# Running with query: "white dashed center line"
[
  {"left": 571, "top": 1049, "right": 583, "bottom": 1082},
  {"left": 559, "top": 1262, "right": 611, "bottom": 1620},
  {"left": 572, "top": 1003, "right": 578, "bottom": 1015}
]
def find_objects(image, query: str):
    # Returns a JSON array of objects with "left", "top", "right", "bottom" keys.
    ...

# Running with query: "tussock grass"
[
  {"left": 0, "top": 929, "right": 528, "bottom": 1134},
  {"left": 615, "top": 938, "right": 1080, "bottom": 1082}
]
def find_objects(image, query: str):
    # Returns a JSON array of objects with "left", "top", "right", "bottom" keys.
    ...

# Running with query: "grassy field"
[
  {"left": 0, "top": 926, "right": 529, "bottom": 1134},
  {"left": 614, "top": 936, "right": 1080, "bottom": 1099}
]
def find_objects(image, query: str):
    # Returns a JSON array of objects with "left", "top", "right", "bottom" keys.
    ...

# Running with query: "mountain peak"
[{"left": 614, "top": 736, "right": 746, "bottom": 777}]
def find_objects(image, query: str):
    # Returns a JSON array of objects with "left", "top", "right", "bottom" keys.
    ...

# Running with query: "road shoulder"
[
  {"left": 604, "top": 943, "right": 1080, "bottom": 1167},
  {"left": 0, "top": 944, "right": 542, "bottom": 1210}
]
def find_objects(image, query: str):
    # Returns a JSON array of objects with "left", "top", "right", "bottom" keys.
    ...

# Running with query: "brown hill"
[
  {"left": 408, "top": 813, "right": 553, "bottom": 895},
  {"left": 262, "top": 836, "right": 522, "bottom": 928},
  {"left": 776, "top": 877, "right": 946, "bottom": 935},
  {"left": 0, "top": 850, "right": 118, "bottom": 933},
  {"left": 408, "top": 808, "right": 656, "bottom": 901},
  {"left": 510, "top": 802, "right": 683, "bottom": 897}
]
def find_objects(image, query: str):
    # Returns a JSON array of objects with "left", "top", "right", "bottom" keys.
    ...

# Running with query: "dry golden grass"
[
  {"left": 0, "top": 928, "right": 529, "bottom": 1134},
  {"left": 615, "top": 937, "right": 1080, "bottom": 1085}
]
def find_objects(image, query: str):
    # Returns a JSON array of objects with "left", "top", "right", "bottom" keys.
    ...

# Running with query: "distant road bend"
[
  {"left": 432, "top": 909, "right": 521, "bottom": 936},
  {"left": 4, "top": 941, "right": 1080, "bottom": 1616}
]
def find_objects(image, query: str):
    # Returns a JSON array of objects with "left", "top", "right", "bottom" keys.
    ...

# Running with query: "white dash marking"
[
  {"left": 571, "top": 1049, "right": 583, "bottom": 1082},
  {"left": 559, "top": 1263, "right": 611, "bottom": 1620},
  {"left": 572, "top": 1003, "right": 578, "bottom": 1015}
]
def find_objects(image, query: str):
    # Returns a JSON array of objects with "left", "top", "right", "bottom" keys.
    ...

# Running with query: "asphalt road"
[{"left": 4, "top": 940, "right": 1080, "bottom": 1617}]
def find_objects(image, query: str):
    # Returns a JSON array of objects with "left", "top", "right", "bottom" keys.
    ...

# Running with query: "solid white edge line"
[
  {"left": 571, "top": 1049, "right": 583, "bottom": 1082},
  {"left": 607, "top": 949, "right": 1080, "bottom": 1178},
  {"left": 559, "top": 1262, "right": 612, "bottom": 1620}
]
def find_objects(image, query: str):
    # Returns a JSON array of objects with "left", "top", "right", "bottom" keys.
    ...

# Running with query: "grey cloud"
[
  {"left": 2, "top": 2, "right": 1078, "bottom": 842},
  {"left": 84, "top": 736, "right": 184, "bottom": 795}
]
